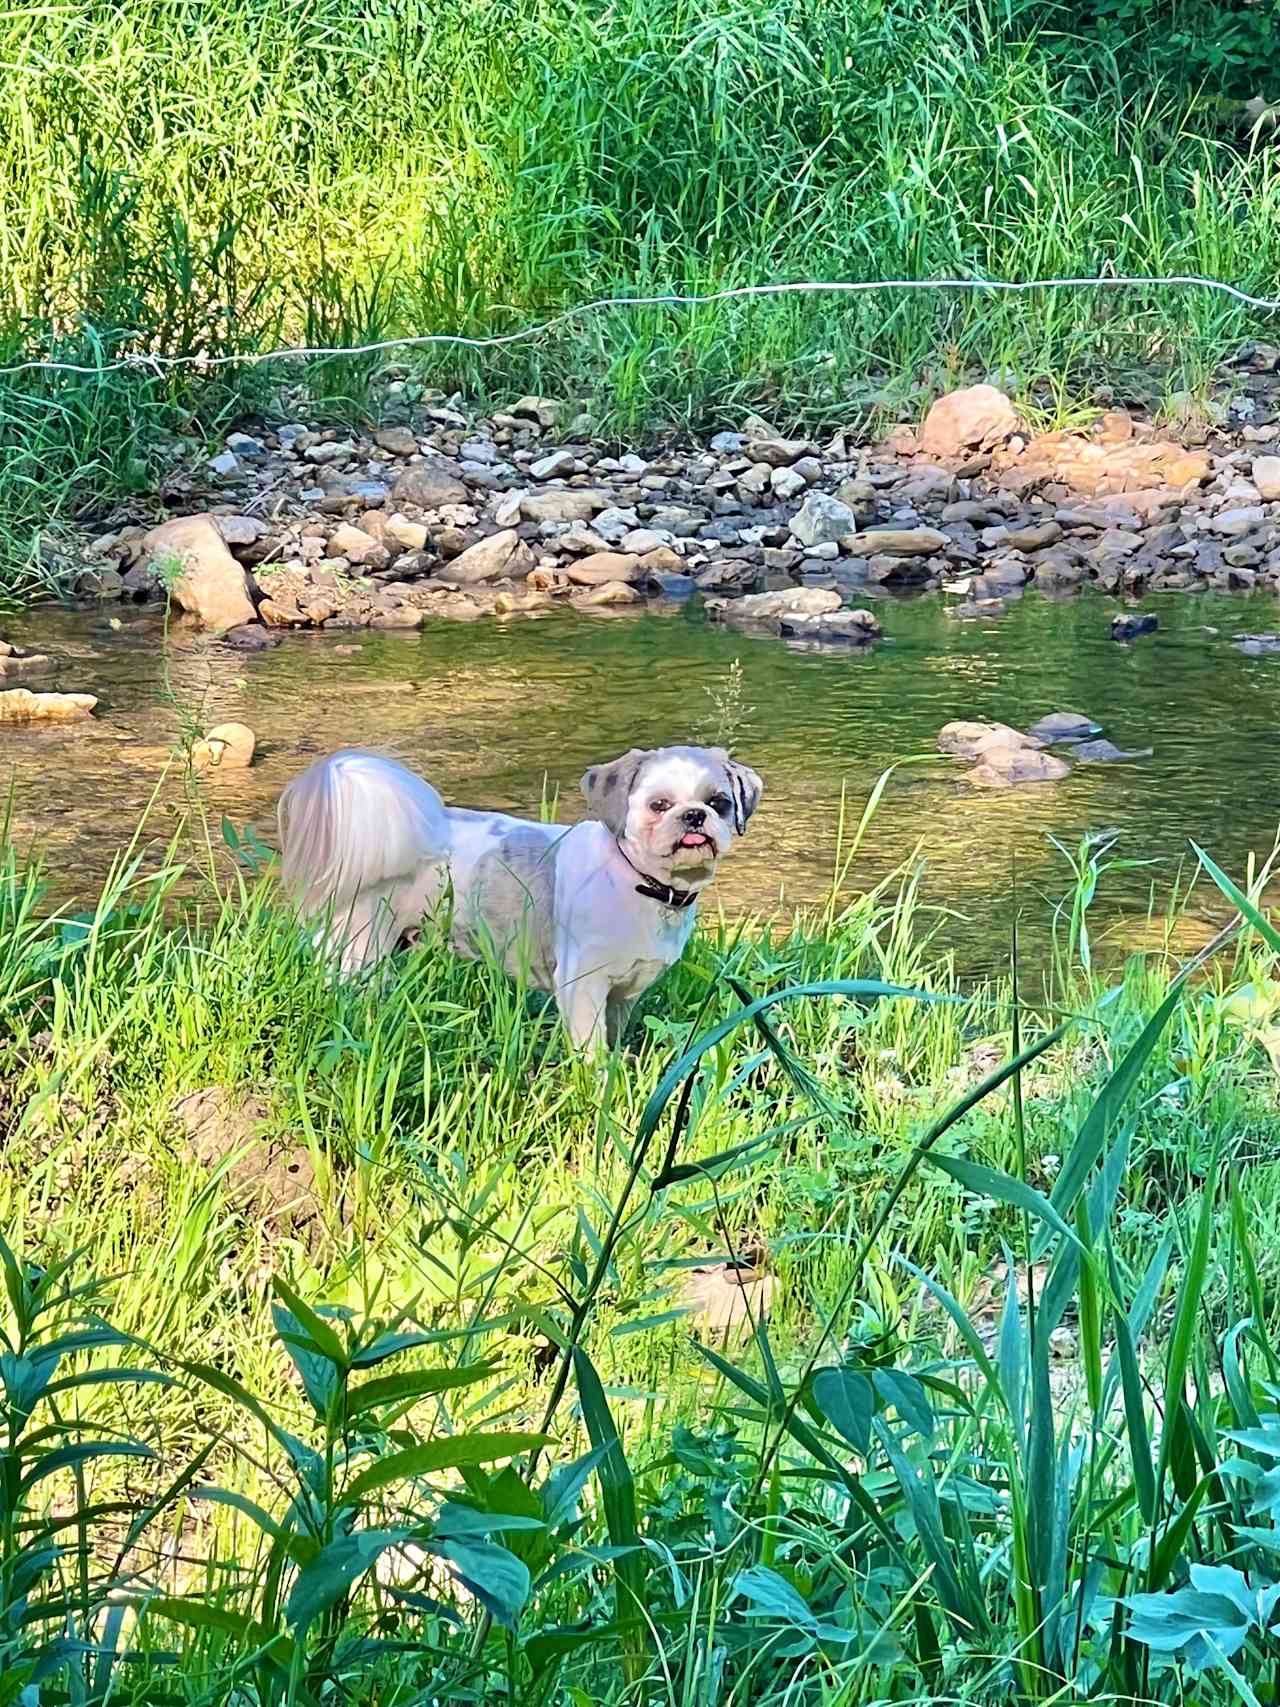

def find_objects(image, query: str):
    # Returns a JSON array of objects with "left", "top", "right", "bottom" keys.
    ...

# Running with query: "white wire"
[{"left": 5, "top": 273, "right": 1280, "bottom": 380}]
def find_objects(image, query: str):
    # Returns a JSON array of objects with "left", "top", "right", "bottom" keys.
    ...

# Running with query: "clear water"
[{"left": 6, "top": 590, "right": 1279, "bottom": 976}]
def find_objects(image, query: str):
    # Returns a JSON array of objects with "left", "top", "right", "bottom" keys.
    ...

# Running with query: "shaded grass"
[{"left": 5, "top": 803, "right": 1280, "bottom": 1694}]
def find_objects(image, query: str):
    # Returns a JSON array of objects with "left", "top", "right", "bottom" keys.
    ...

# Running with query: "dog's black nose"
[{"left": 682, "top": 807, "right": 707, "bottom": 828}]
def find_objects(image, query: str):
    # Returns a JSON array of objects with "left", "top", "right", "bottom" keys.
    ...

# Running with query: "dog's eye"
[
  {"left": 649, "top": 798, "right": 671, "bottom": 814},
  {"left": 709, "top": 794, "right": 732, "bottom": 816}
]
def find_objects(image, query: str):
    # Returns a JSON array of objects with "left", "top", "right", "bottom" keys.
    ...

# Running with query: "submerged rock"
[
  {"left": 778, "top": 608, "right": 881, "bottom": 644},
  {"left": 0, "top": 689, "right": 97, "bottom": 722},
  {"left": 966, "top": 746, "right": 1072, "bottom": 788},
  {"left": 192, "top": 721, "right": 256, "bottom": 771},
  {"left": 1111, "top": 614, "right": 1159, "bottom": 641},
  {"left": 1069, "top": 739, "right": 1152, "bottom": 763}
]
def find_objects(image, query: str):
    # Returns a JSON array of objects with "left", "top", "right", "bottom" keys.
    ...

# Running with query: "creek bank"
[{"left": 45, "top": 368, "right": 1280, "bottom": 653}]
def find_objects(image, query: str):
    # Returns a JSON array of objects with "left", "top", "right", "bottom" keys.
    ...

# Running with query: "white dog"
[{"left": 277, "top": 745, "right": 762, "bottom": 1051}]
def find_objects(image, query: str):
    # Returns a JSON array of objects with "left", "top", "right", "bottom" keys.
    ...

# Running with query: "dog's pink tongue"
[{"left": 679, "top": 832, "right": 708, "bottom": 847}]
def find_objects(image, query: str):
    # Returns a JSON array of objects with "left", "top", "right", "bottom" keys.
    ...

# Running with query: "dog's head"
[{"left": 581, "top": 745, "right": 763, "bottom": 889}]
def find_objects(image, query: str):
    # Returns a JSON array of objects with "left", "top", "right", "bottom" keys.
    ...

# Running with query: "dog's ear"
[
  {"left": 581, "top": 749, "right": 651, "bottom": 837},
  {"left": 715, "top": 751, "right": 763, "bottom": 836}
]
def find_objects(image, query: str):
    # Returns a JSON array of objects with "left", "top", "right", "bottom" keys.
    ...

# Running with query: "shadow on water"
[{"left": 5, "top": 589, "right": 1279, "bottom": 977}]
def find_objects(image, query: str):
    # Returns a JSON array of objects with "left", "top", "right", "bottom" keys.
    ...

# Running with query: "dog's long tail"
[{"left": 277, "top": 750, "right": 450, "bottom": 913}]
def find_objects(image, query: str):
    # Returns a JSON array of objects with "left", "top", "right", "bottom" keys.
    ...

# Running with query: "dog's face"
[{"left": 581, "top": 745, "right": 763, "bottom": 887}]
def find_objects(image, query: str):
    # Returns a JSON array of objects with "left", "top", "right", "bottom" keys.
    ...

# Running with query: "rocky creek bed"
[
  {"left": 18, "top": 351, "right": 1280, "bottom": 678},
  {"left": 10, "top": 361, "right": 1280, "bottom": 970}
]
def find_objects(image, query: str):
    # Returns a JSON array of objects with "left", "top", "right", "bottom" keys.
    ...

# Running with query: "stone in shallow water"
[
  {"left": 1111, "top": 614, "right": 1158, "bottom": 641},
  {"left": 965, "top": 745, "right": 1071, "bottom": 788},
  {"left": 0, "top": 689, "right": 97, "bottom": 722},
  {"left": 778, "top": 609, "right": 881, "bottom": 644},
  {"left": 937, "top": 720, "right": 1043, "bottom": 762},
  {"left": 1027, "top": 711, "right": 1102, "bottom": 744},
  {"left": 1236, "top": 633, "right": 1280, "bottom": 655},
  {"left": 1069, "top": 739, "right": 1152, "bottom": 763},
  {"left": 192, "top": 722, "right": 256, "bottom": 771}
]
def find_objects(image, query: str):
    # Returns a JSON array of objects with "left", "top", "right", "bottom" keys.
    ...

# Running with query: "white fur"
[{"left": 277, "top": 745, "right": 762, "bottom": 1052}]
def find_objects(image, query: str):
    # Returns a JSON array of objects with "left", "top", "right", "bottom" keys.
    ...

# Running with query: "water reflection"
[{"left": 5, "top": 591, "right": 1279, "bottom": 977}]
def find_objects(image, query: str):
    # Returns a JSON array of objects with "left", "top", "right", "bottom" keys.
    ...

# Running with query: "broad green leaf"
[
  {"left": 873, "top": 1370, "right": 934, "bottom": 1441},
  {"left": 344, "top": 1433, "right": 549, "bottom": 1504},
  {"left": 344, "top": 1363, "right": 494, "bottom": 1418},
  {"left": 286, "top": 1528, "right": 409, "bottom": 1632},
  {"left": 733, "top": 1565, "right": 818, "bottom": 1631},
  {"left": 811, "top": 1368, "right": 873, "bottom": 1457},
  {"left": 427, "top": 1538, "right": 531, "bottom": 1629},
  {"left": 272, "top": 1303, "right": 339, "bottom": 1421},
  {"left": 272, "top": 1277, "right": 348, "bottom": 1364}
]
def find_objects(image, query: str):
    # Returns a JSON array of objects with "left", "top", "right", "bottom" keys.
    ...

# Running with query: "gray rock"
[
  {"left": 1028, "top": 712, "right": 1102, "bottom": 743},
  {"left": 1111, "top": 614, "right": 1158, "bottom": 641},
  {"left": 779, "top": 609, "right": 881, "bottom": 644},
  {"left": 1251, "top": 455, "right": 1280, "bottom": 501},
  {"left": 304, "top": 440, "right": 355, "bottom": 467},
  {"left": 1069, "top": 739, "right": 1152, "bottom": 763},
  {"left": 215, "top": 515, "right": 265, "bottom": 547},
  {"left": 391, "top": 464, "right": 469, "bottom": 510},
  {"left": 530, "top": 450, "right": 577, "bottom": 480},
  {"left": 208, "top": 451, "right": 238, "bottom": 477},
  {"left": 648, "top": 571, "right": 695, "bottom": 599},
  {"left": 1210, "top": 505, "right": 1267, "bottom": 536},
  {"left": 226, "top": 432, "right": 267, "bottom": 461},
  {"left": 444, "top": 530, "right": 534, "bottom": 584},
  {"left": 521, "top": 489, "right": 611, "bottom": 525},
  {"left": 789, "top": 491, "right": 858, "bottom": 548},
  {"left": 1236, "top": 632, "right": 1280, "bottom": 655}
]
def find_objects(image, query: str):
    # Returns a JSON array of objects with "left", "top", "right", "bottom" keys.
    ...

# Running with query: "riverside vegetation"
[
  {"left": 8, "top": 0, "right": 1280, "bottom": 597},
  {"left": 6, "top": 791, "right": 1280, "bottom": 1701}
]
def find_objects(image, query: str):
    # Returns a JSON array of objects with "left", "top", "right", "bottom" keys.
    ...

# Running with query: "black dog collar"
[{"left": 614, "top": 841, "right": 698, "bottom": 909}]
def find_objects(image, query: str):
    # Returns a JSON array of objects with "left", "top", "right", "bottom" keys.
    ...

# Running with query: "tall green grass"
[
  {"left": 5, "top": 804, "right": 1280, "bottom": 1697},
  {"left": 5, "top": 0, "right": 1280, "bottom": 595}
]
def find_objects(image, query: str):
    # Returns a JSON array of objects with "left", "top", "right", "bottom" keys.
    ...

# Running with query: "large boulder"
[
  {"left": 442, "top": 530, "right": 534, "bottom": 585},
  {"left": 920, "top": 385, "right": 1018, "bottom": 457},
  {"left": 142, "top": 515, "right": 256, "bottom": 633}
]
